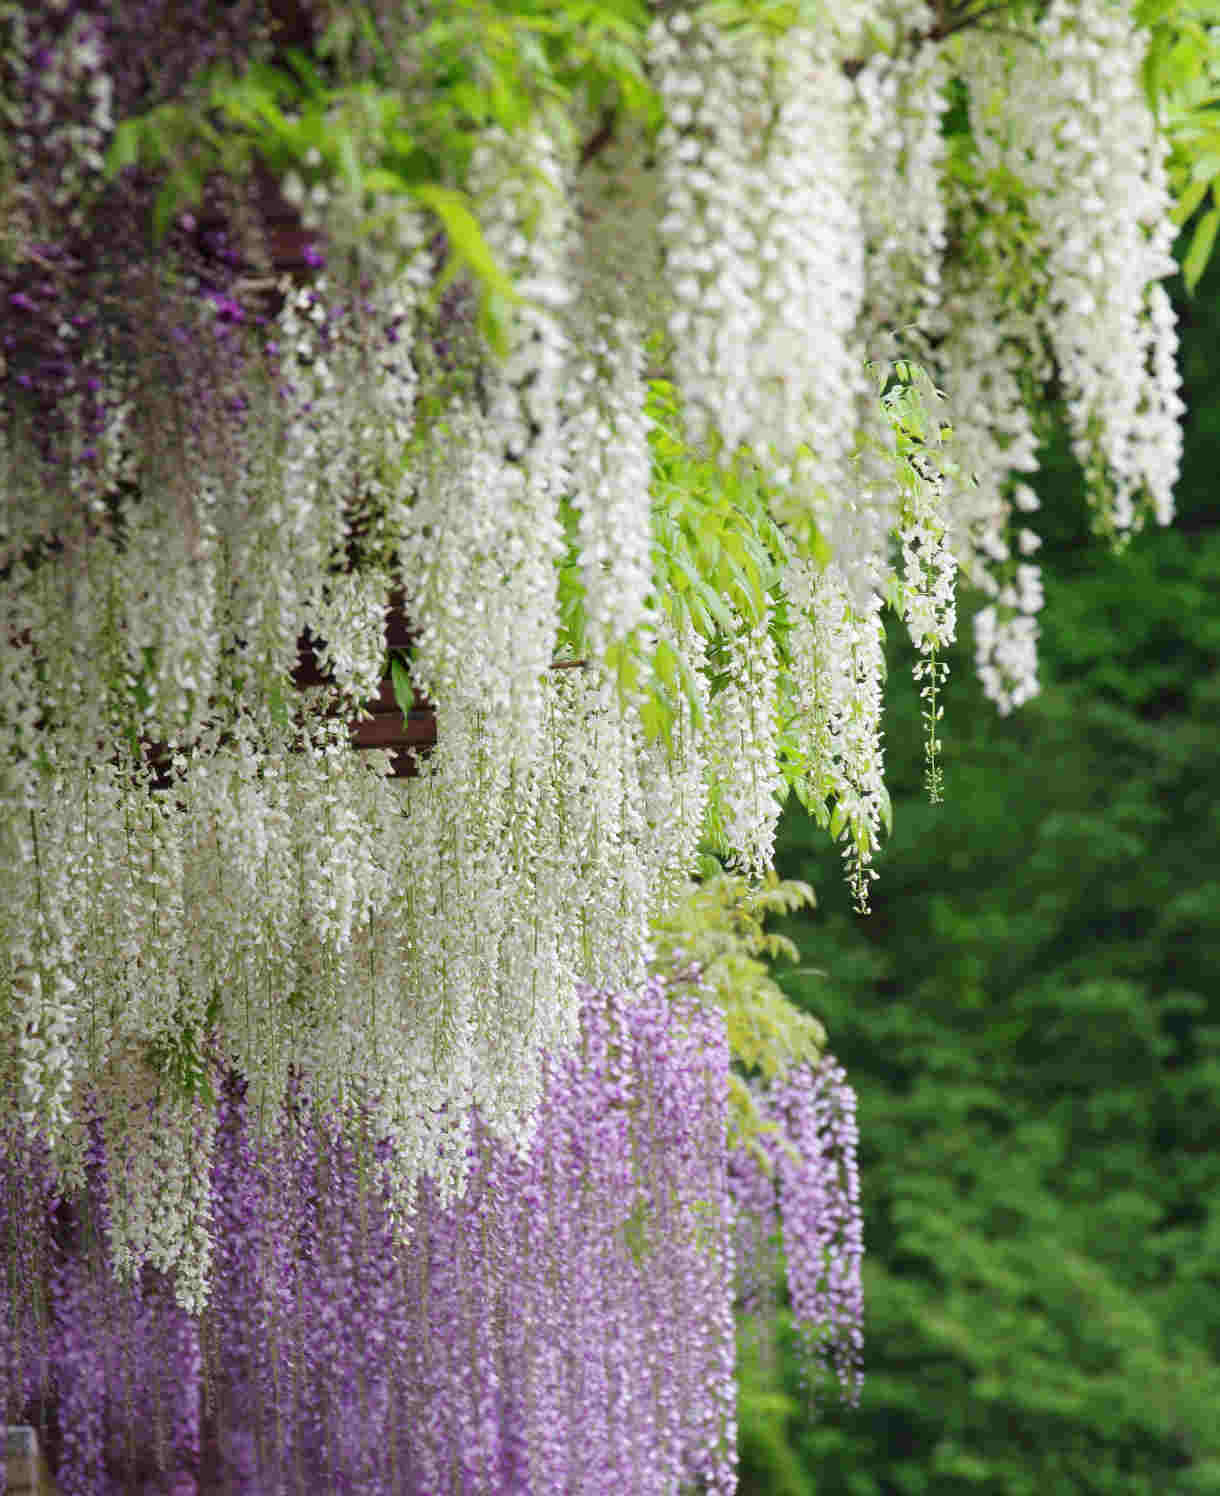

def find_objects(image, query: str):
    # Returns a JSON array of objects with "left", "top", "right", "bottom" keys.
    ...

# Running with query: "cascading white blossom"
[
  {"left": 783, "top": 557, "right": 888, "bottom": 914},
  {"left": 637, "top": 613, "right": 713, "bottom": 914},
  {"left": 544, "top": 665, "right": 654, "bottom": 994},
  {"left": 895, "top": 454, "right": 958, "bottom": 800},
  {"left": 306, "top": 568, "right": 391, "bottom": 704},
  {"left": 649, "top": 14, "right": 768, "bottom": 460},
  {"left": 0, "top": 0, "right": 1194, "bottom": 1302},
  {"left": 380, "top": 126, "right": 581, "bottom": 1176},
  {"left": 852, "top": 24, "right": 949, "bottom": 357},
  {"left": 706, "top": 611, "right": 785, "bottom": 881},
  {"left": 111, "top": 482, "right": 222, "bottom": 744},
  {"left": 958, "top": 0, "right": 1185, "bottom": 534},
  {"left": 390, "top": 402, "right": 568, "bottom": 1116},
  {"left": 973, "top": 556, "right": 1045, "bottom": 717},
  {"left": 91, "top": 1058, "right": 218, "bottom": 1316},
  {"left": 915, "top": 266, "right": 1048, "bottom": 714},
  {"left": 650, "top": 16, "right": 869, "bottom": 500},
  {"left": 4, "top": 761, "right": 83, "bottom": 1148},
  {"left": 471, "top": 124, "right": 574, "bottom": 454},
  {"left": 650, "top": 12, "right": 914, "bottom": 618},
  {"left": 563, "top": 309, "right": 655, "bottom": 656}
]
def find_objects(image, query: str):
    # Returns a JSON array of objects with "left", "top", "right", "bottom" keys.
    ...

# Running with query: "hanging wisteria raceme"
[
  {"left": 650, "top": 14, "right": 874, "bottom": 546},
  {"left": 852, "top": 17, "right": 950, "bottom": 360},
  {"left": 636, "top": 612, "right": 713, "bottom": 911},
  {"left": 706, "top": 609, "right": 784, "bottom": 880},
  {"left": 887, "top": 380, "right": 959, "bottom": 800},
  {"left": 782, "top": 556, "right": 889, "bottom": 915},
  {"left": 562, "top": 305, "right": 655, "bottom": 658},
  {"left": 912, "top": 265, "right": 1049, "bottom": 714},
  {"left": 0, "top": 980, "right": 863, "bottom": 1496},
  {"left": 731, "top": 1058, "right": 865, "bottom": 1409},
  {"left": 956, "top": 0, "right": 1186, "bottom": 538}
]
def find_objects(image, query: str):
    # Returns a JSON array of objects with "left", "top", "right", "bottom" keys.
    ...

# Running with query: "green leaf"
[
  {"left": 411, "top": 182, "right": 522, "bottom": 307},
  {"left": 1171, "top": 176, "right": 1209, "bottom": 226},
  {"left": 617, "top": 645, "right": 640, "bottom": 699},
  {"left": 806, "top": 521, "right": 833, "bottom": 571},
  {"left": 282, "top": 46, "right": 329, "bottom": 98},
  {"left": 363, "top": 166, "right": 410, "bottom": 196},
  {"left": 1182, "top": 205, "right": 1220, "bottom": 290},
  {"left": 878, "top": 781, "right": 893, "bottom": 839},
  {"left": 1189, "top": 150, "right": 1220, "bottom": 181},
  {"left": 639, "top": 693, "right": 666, "bottom": 745},
  {"left": 103, "top": 118, "right": 143, "bottom": 181},
  {"left": 1135, "top": 0, "right": 1182, "bottom": 25},
  {"left": 692, "top": 575, "right": 738, "bottom": 635},
  {"left": 390, "top": 652, "right": 414, "bottom": 719},
  {"left": 686, "top": 588, "right": 713, "bottom": 637},
  {"left": 478, "top": 289, "right": 512, "bottom": 360},
  {"left": 654, "top": 637, "right": 678, "bottom": 692},
  {"left": 676, "top": 650, "right": 707, "bottom": 732},
  {"left": 151, "top": 169, "right": 201, "bottom": 243}
]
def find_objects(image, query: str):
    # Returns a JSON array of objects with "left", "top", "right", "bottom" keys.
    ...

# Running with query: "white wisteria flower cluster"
[
  {"left": 651, "top": 15, "right": 870, "bottom": 518},
  {"left": 706, "top": 611, "right": 784, "bottom": 881},
  {"left": 782, "top": 557, "right": 889, "bottom": 914},
  {"left": 958, "top": 0, "right": 1186, "bottom": 536},
  {"left": 0, "top": 0, "right": 1189, "bottom": 1300},
  {"left": 563, "top": 310, "right": 656, "bottom": 656},
  {"left": 852, "top": 14, "right": 950, "bottom": 356}
]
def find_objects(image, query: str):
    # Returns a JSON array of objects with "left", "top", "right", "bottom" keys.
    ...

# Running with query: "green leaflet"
[
  {"left": 408, "top": 182, "right": 523, "bottom": 358},
  {"left": 1183, "top": 204, "right": 1220, "bottom": 291},
  {"left": 390, "top": 652, "right": 414, "bottom": 720},
  {"left": 1171, "top": 175, "right": 1210, "bottom": 225},
  {"left": 650, "top": 871, "right": 825, "bottom": 1155}
]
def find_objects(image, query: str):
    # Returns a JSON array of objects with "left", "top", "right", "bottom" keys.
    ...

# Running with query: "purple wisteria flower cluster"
[
  {"left": 0, "top": 982, "right": 863, "bottom": 1495},
  {"left": 199, "top": 981, "right": 740, "bottom": 1495},
  {"left": 730, "top": 1061, "right": 865, "bottom": 1409},
  {"left": 0, "top": 1122, "right": 61, "bottom": 1473},
  {"left": 0, "top": 1, "right": 274, "bottom": 473}
]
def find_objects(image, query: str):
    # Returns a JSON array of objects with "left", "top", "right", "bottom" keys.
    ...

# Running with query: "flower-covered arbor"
[{"left": 0, "top": 0, "right": 1209, "bottom": 1489}]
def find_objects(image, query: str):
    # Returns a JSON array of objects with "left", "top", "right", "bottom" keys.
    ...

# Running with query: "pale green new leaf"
[
  {"left": 390, "top": 652, "right": 414, "bottom": 720},
  {"left": 1183, "top": 204, "right": 1220, "bottom": 289}
]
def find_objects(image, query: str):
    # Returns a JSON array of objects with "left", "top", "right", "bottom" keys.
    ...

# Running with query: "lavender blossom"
[{"left": 1, "top": 984, "right": 862, "bottom": 1493}]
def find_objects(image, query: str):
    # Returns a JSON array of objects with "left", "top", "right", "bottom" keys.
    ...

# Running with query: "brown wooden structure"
[{"left": 292, "top": 589, "right": 435, "bottom": 780}]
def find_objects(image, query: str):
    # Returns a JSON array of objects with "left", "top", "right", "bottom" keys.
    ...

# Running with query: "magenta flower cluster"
[{"left": 0, "top": 982, "right": 863, "bottom": 1494}]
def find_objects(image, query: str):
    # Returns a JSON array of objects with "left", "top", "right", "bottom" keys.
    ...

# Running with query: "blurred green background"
[{"left": 739, "top": 254, "right": 1220, "bottom": 1493}]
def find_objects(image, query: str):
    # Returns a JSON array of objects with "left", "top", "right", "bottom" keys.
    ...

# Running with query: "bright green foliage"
[
  {"left": 634, "top": 372, "right": 800, "bottom": 762},
  {"left": 648, "top": 381, "right": 787, "bottom": 640},
  {"left": 649, "top": 870, "right": 827, "bottom": 1162},
  {"left": 1135, "top": 0, "right": 1220, "bottom": 290},
  {"left": 101, "top": 0, "right": 661, "bottom": 350},
  {"left": 735, "top": 260, "right": 1220, "bottom": 1494},
  {"left": 735, "top": 1325, "right": 819, "bottom": 1496}
]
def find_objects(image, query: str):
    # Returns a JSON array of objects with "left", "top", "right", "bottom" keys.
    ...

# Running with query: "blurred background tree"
[{"left": 737, "top": 235, "right": 1220, "bottom": 1495}]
